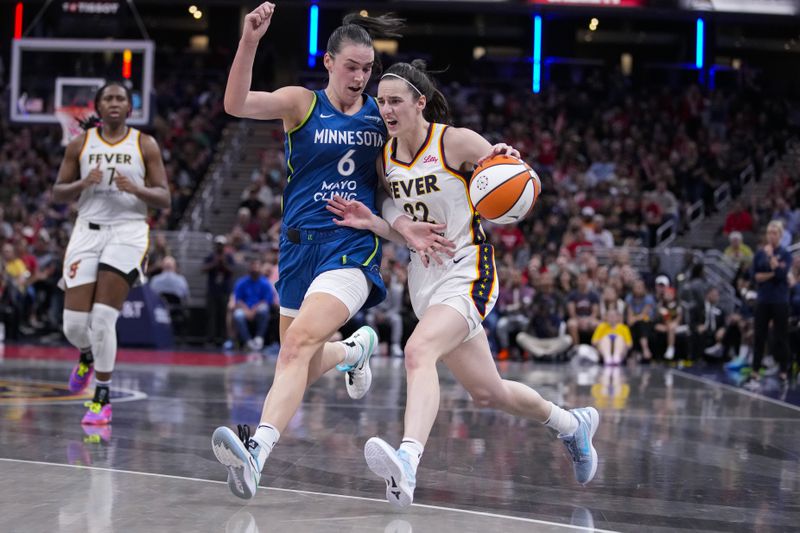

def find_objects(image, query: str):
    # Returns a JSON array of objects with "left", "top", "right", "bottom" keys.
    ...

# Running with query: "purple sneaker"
[
  {"left": 81, "top": 401, "right": 112, "bottom": 425},
  {"left": 69, "top": 362, "right": 94, "bottom": 394}
]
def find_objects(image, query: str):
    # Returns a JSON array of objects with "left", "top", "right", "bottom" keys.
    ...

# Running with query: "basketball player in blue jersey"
[
  {"left": 210, "top": 3, "right": 447, "bottom": 500},
  {"left": 327, "top": 60, "right": 601, "bottom": 508},
  {"left": 53, "top": 82, "right": 170, "bottom": 425}
]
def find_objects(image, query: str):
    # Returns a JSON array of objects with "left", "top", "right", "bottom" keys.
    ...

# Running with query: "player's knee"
[
  {"left": 89, "top": 304, "right": 120, "bottom": 345},
  {"left": 233, "top": 308, "right": 246, "bottom": 321},
  {"left": 470, "top": 386, "right": 505, "bottom": 409},
  {"left": 403, "top": 340, "right": 435, "bottom": 372},
  {"left": 277, "top": 324, "right": 319, "bottom": 365},
  {"left": 63, "top": 310, "right": 90, "bottom": 347}
]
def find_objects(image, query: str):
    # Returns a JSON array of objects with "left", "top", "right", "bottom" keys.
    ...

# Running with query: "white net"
[{"left": 55, "top": 106, "right": 95, "bottom": 146}]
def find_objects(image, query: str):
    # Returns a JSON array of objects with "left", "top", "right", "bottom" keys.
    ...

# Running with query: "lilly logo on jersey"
[
  {"left": 365, "top": 115, "right": 384, "bottom": 124},
  {"left": 422, "top": 155, "right": 439, "bottom": 165}
]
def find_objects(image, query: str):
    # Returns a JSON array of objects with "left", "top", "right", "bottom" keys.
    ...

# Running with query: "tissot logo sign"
[
  {"left": 527, "top": 0, "right": 645, "bottom": 5},
  {"left": 62, "top": 2, "right": 121, "bottom": 15}
]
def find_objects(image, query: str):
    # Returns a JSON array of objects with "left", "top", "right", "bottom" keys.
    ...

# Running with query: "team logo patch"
[
  {"left": 0, "top": 379, "right": 146, "bottom": 405},
  {"left": 68, "top": 260, "right": 81, "bottom": 279}
]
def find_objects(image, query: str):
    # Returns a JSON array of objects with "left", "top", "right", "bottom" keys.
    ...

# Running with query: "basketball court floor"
[{"left": 0, "top": 344, "right": 798, "bottom": 532}]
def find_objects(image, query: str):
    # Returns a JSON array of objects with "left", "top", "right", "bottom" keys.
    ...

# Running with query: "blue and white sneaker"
[
  {"left": 558, "top": 407, "right": 600, "bottom": 485},
  {"left": 212, "top": 424, "right": 263, "bottom": 500},
  {"left": 336, "top": 326, "right": 379, "bottom": 400},
  {"left": 364, "top": 437, "right": 416, "bottom": 508}
]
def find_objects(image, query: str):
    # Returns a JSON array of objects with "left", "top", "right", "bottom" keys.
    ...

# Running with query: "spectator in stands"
[
  {"left": 566, "top": 272, "right": 600, "bottom": 345},
  {"left": 239, "top": 185, "right": 265, "bottom": 219},
  {"left": 748, "top": 220, "right": 792, "bottom": 388},
  {"left": 625, "top": 279, "right": 655, "bottom": 362},
  {"left": 652, "top": 179, "right": 679, "bottom": 226},
  {"left": 203, "top": 235, "right": 236, "bottom": 347},
  {"left": 149, "top": 256, "right": 190, "bottom": 304},
  {"left": 229, "top": 258, "right": 274, "bottom": 352},
  {"left": 494, "top": 267, "right": 534, "bottom": 361},
  {"left": 695, "top": 287, "right": 739, "bottom": 360},
  {"left": 723, "top": 200, "right": 754, "bottom": 235},
  {"left": 591, "top": 309, "right": 632, "bottom": 366},
  {"left": 516, "top": 273, "right": 572, "bottom": 358},
  {"left": 599, "top": 286, "right": 625, "bottom": 320},
  {"left": 365, "top": 258, "right": 405, "bottom": 358},
  {"left": 724, "top": 231, "right": 754, "bottom": 271},
  {"left": 146, "top": 233, "right": 171, "bottom": 277},
  {"left": 653, "top": 286, "right": 686, "bottom": 361},
  {"left": 772, "top": 197, "right": 800, "bottom": 239},
  {"left": 591, "top": 214, "right": 614, "bottom": 248}
]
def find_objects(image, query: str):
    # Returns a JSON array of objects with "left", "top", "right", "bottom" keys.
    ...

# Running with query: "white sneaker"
[
  {"left": 252, "top": 336, "right": 264, "bottom": 351},
  {"left": 664, "top": 346, "right": 675, "bottom": 360},
  {"left": 390, "top": 343, "right": 404, "bottom": 358},
  {"left": 336, "top": 326, "right": 378, "bottom": 399},
  {"left": 212, "top": 425, "right": 263, "bottom": 500},
  {"left": 364, "top": 437, "right": 416, "bottom": 509}
]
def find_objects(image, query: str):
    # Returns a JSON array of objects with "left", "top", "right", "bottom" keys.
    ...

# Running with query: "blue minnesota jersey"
[{"left": 283, "top": 90, "right": 387, "bottom": 230}]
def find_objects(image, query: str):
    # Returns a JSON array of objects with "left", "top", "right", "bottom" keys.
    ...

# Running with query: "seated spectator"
[
  {"left": 516, "top": 274, "right": 572, "bottom": 358},
  {"left": 566, "top": 273, "right": 600, "bottom": 345},
  {"left": 146, "top": 233, "right": 171, "bottom": 277},
  {"left": 366, "top": 259, "right": 405, "bottom": 358},
  {"left": 149, "top": 256, "right": 190, "bottom": 303},
  {"left": 599, "top": 286, "right": 625, "bottom": 320},
  {"left": 494, "top": 267, "right": 534, "bottom": 360},
  {"left": 625, "top": 279, "right": 656, "bottom": 362},
  {"left": 591, "top": 309, "right": 632, "bottom": 365},
  {"left": 723, "top": 200, "right": 754, "bottom": 235},
  {"left": 724, "top": 231, "right": 754, "bottom": 271},
  {"left": 696, "top": 287, "right": 741, "bottom": 360},
  {"left": 653, "top": 286, "right": 688, "bottom": 361},
  {"left": 228, "top": 259, "right": 274, "bottom": 352}
]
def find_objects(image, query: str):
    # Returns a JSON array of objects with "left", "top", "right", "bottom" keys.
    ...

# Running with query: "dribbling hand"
[
  {"left": 83, "top": 161, "right": 103, "bottom": 189},
  {"left": 242, "top": 2, "right": 275, "bottom": 45},
  {"left": 476, "top": 143, "right": 521, "bottom": 166}
]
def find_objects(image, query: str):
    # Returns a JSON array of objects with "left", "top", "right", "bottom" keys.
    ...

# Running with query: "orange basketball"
[{"left": 469, "top": 154, "right": 541, "bottom": 224}]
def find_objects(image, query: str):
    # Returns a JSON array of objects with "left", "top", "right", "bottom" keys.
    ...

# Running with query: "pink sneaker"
[
  {"left": 81, "top": 401, "right": 112, "bottom": 425},
  {"left": 69, "top": 362, "right": 94, "bottom": 393}
]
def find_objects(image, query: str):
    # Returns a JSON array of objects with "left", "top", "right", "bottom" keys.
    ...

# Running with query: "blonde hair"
[{"left": 767, "top": 220, "right": 785, "bottom": 233}]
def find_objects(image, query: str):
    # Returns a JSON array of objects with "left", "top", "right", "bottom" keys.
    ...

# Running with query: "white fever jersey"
[
  {"left": 76, "top": 127, "right": 147, "bottom": 224},
  {"left": 383, "top": 122, "right": 487, "bottom": 252},
  {"left": 384, "top": 123, "right": 497, "bottom": 332}
]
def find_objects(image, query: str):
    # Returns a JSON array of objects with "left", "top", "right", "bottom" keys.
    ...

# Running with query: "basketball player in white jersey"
[
  {"left": 53, "top": 81, "right": 170, "bottom": 425},
  {"left": 326, "top": 60, "right": 601, "bottom": 508}
]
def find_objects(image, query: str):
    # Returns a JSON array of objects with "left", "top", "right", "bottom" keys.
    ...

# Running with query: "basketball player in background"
[
  {"left": 210, "top": 3, "right": 447, "bottom": 500},
  {"left": 53, "top": 81, "right": 170, "bottom": 425},
  {"left": 327, "top": 60, "right": 601, "bottom": 508}
]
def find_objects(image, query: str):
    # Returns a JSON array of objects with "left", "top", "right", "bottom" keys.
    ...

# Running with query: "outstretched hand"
[
  {"left": 476, "top": 143, "right": 521, "bottom": 166},
  {"left": 396, "top": 218, "right": 456, "bottom": 267},
  {"left": 326, "top": 195, "right": 375, "bottom": 231}
]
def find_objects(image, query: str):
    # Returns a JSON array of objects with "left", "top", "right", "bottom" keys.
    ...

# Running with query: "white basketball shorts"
[
  {"left": 62, "top": 219, "right": 149, "bottom": 289},
  {"left": 407, "top": 243, "right": 498, "bottom": 342}
]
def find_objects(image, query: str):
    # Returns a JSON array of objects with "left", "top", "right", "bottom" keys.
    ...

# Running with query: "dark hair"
[
  {"left": 327, "top": 12, "right": 404, "bottom": 73},
  {"left": 80, "top": 81, "right": 133, "bottom": 131},
  {"left": 382, "top": 60, "right": 451, "bottom": 124}
]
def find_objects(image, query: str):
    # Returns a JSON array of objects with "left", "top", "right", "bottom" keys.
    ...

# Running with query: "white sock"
[
  {"left": 399, "top": 437, "right": 424, "bottom": 472},
  {"left": 338, "top": 339, "right": 362, "bottom": 368},
  {"left": 252, "top": 424, "right": 280, "bottom": 471},
  {"left": 545, "top": 403, "right": 579, "bottom": 436}
]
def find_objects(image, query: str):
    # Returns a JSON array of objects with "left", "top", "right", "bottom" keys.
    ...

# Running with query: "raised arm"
[{"left": 224, "top": 2, "right": 313, "bottom": 128}]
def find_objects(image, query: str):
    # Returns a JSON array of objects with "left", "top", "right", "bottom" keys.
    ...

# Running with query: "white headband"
[{"left": 380, "top": 73, "right": 423, "bottom": 96}]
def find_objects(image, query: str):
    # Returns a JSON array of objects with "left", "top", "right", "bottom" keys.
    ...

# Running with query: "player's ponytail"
[
  {"left": 382, "top": 60, "right": 452, "bottom": 125},
  {"left": 328, "top": 13, "right": 404, "bottom": 73}
]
